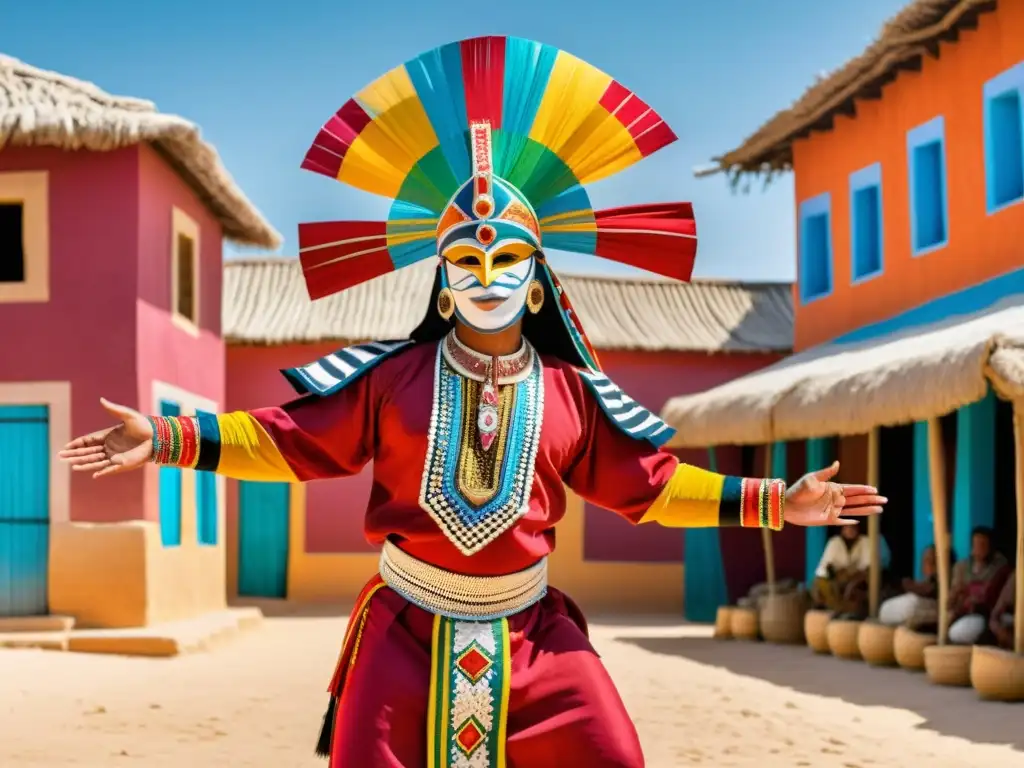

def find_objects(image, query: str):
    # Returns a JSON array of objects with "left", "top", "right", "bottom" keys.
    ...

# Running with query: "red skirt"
[{"left": 323, "top": 576, "right": 644, "bottom": 767}]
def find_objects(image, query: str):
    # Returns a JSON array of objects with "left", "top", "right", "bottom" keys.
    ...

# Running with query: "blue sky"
[{"left": 5, "top": 0, "right": 907, "bottom": 280}]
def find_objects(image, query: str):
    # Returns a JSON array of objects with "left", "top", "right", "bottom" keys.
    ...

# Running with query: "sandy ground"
[{"left": 1, "top": 610, "right": 1023, "bottom": 767}]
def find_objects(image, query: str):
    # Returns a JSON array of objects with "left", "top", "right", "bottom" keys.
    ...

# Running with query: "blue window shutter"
[
  {"left": 196, "top": 470, "right": 217, "bottom": 546},
  {"left": 906, "top": 116, "right": 949, "bottom": 255},
  {"left": 158, "top": 400, "right": 182, "bottom": 547},
  {"left": 984, "top": 61, "right": 1024, "bottom": 213},
  {"left": 798, "top": 192, "right": 833, "bottom": 303}
]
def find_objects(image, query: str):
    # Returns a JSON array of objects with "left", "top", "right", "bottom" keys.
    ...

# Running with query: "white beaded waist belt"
[{"left": 379, "top": 540, "right": 548, "bottom": 621}]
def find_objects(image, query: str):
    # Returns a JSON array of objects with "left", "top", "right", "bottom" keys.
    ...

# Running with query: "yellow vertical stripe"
[
  {"left": 440, "top": 621, "right": 452, "bottom": 758},
  {"left": 640, "top": 463, "right": 726, "bottom": 527},
  {"left": 495, "top": 619, "right": 512, "bottom": 768},
  {"left": 340, "top": 65, "right": 440, "bottom": 199},
  {"left": 427, "top": 615, "right": 441, "bottom": 767},
  {"left": 215, "top": 412, "right": 299, "bottom": 482}
]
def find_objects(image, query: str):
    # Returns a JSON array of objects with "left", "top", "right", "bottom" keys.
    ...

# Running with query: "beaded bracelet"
[
  {"left": 148, "top": 415, "right": 201, "bottom": 468},
  {"left": 739, "top": 477, "right": 786, "bottom": 531}
]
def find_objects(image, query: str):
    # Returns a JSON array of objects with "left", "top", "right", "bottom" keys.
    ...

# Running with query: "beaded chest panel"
[{"left": 419, "top": 343, "right": 544, "bottom": 556}]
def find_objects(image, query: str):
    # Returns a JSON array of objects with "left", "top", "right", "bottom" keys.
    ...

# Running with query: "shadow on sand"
[
  {"left": 230, "top": 599, "right": 351, "bottom": 619},
  {"left": 619, "top": 634, "right": 1024, "bottom": 752}
]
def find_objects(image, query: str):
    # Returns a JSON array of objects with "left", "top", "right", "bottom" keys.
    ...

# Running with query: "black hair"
[
  {"left": 409, "top": 259, "right": 589, "bottom": 367},
  {"left": 971, "top": 525, "right": 994, "bottom": 541}
]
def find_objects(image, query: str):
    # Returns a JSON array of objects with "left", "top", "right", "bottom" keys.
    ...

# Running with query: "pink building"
[
  {"left": 0, "top": 56, "right": 279, "bottom": 627},
  {"left": 222, "top": 259, "right": 794, "bottom": 614}
]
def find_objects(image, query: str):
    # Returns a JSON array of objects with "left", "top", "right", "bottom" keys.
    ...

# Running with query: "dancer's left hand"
[{"left": 783, "top": 461, "right": 886, "bottom": 527}]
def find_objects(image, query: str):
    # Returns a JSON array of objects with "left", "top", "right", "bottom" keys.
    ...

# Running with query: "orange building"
[
  {"left": 786, "top": 0, "right": 1024, "bottom": 351},
  {"left": 663, "top": 0, "right": 1024, "bottom": 602}
]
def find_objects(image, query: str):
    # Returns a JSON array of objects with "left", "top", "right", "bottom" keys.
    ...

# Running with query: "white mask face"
[{"left": 444, "top": 252, "right": 535, "bottom": 333}]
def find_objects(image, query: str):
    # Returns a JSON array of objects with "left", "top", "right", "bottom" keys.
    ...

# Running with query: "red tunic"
[
  {"left": 156, "top": 340, "right": 783, "bottom": 767},
  {"left": 245, "top": 343, "right": 676, "bottom": 575}
]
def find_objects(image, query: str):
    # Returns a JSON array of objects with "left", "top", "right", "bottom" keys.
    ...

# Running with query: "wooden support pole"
[
  {"left": 762, "top": 445, "right": 776, "bottom": 595},
  {"left": 927, "top": 417, "right": 952, "bottom": 646},
  {"left": 867, "top": 428, "right": 881, "bottom": 618},
  {"left": 1013, "top": 404, "right": 1024, "bottom": 656}
]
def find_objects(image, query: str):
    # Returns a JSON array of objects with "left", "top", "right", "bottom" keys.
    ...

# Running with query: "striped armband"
[
  {"left": 147, "top": 412, "right": 222, "bottom": 471},
  {"left": 719, "top": 476, "right": 786, "bottom": 531}
]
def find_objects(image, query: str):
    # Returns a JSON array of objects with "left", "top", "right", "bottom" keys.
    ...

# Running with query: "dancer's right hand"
[{"left": 58, "top": 398, "right": 154, "bottom": 478}]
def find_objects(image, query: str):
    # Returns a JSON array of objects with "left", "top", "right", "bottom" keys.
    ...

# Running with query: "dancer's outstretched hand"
[
  {"left": 784, "top": 461, "right": 887, "bottom": 527},
  {"left": 58, "top": 399, "right": 153, "bottom": 478}
]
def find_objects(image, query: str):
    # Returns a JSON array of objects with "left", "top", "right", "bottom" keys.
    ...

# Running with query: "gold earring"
[
  {"left": 526, "top": 280, "right": 544, "bottom": 314},
  {"left": 437, "top": 287, "right": 455, "bottom": 321}
]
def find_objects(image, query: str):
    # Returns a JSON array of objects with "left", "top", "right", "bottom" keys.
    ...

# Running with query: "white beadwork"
[
  {"left": 378, "top": 541, "right": 547, "bottom": 619},
  {"left": 448, "top": 619, "right": 502, "bottom": 768},
  {"left": 417, "top": 341, "right": 545, "bottom": 556},
  {"left": 454, "top": 621, "right": 498, "bottom": 655}
]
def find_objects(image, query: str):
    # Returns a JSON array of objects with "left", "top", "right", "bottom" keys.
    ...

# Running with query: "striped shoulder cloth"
[
  {"left": 282, "top": 340, "right": 414, "bottom": 397},
  {"left": 577, "top": 369, "right": 676, "bottom": 448}
]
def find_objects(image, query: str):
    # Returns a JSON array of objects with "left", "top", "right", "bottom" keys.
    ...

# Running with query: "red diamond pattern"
[
  {"left": 456, "top": 644, "right": 492, "bottom": 684},
  {"left": 455, "top": 717, "right": 485, "bottom": 756}
]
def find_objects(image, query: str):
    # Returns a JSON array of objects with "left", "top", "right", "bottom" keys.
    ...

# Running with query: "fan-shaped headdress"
[{"left": 297, "top": 35, "right": 696, "bottom": 371}]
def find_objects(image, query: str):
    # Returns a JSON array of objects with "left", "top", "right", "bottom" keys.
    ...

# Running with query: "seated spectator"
[
  {"left": 989, "top": 572, "right": 1016, "bottom": 651},
  {"left": 811, "top": 522, "right": 891, "bottom": 619},
  {"left": 947, "top": 527, "right": 1010, "bottom": 645},
  {"left": 878, "top": 544, "right": 939, "bottom": 627}
]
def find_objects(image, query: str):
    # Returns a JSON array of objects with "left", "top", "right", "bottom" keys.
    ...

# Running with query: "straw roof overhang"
[
  {"left": 222, "top": 257, "right": 794, "bottom": 353},
  {"left": 696, "top": 0, "right": 998, "bottom": 183},
  {"left": 660, "top": 297, "right": 1024, "bottom": 448},
  {"left": 0, "top": 55, "right": 281, "bottom": 248}
]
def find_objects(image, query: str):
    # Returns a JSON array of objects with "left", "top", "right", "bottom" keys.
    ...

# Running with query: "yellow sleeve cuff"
[{"left": 639, "top": 464, "right": 785, "bottom": 530}]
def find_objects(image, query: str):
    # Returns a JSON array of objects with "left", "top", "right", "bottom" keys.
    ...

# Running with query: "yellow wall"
[
  {"left": 286, "top": 484, "right": 379, "bottom": 602},
  {"left": 50, "top": 467, "right": 227, "bottom": 628}
]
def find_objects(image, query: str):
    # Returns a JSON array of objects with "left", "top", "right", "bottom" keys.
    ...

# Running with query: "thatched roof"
[
  {"left": 660, "top": 297, "right": 1024, "bottom": 447},
  {"left": 698, "top": 0, "right": 998, "bottom": 183},
  {"left": 222, "top": 258, "right": 794, "bottom": 353},
  {"left": 0, "top": 54, "right": 280, "bottom": 248}
]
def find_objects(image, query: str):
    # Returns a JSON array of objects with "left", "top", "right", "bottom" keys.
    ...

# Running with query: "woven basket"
[
  {"left": 971, "top": 646, "right": 1024, "bottom": 701},
  {"left": 804, "top": 609, "right": 833, "bottom": 653},
  {"left": 714, "top": 607, "right": 735, "bottom": 639},
  {"left": 893, "top": 626, "right": 936, "bottom": 671},
  {"left": 729, "top": 606, "right": 760, "bottom": 641},
  {"left": 858, "top": 621, "right": 897, "bottom": 667},
  {"left": 827, "top": 619, "right": 863, "bottom": 660},
  {"left": 924, "top": 644, "right": 973, "bottom": 687},
  {"left": 760, "top": 592, "right": 809, "bottom": 644}
]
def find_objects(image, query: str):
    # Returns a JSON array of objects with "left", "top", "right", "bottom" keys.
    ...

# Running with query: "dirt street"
[{"left": 1, "top": 613, "right": 1022, "bottom": 767}]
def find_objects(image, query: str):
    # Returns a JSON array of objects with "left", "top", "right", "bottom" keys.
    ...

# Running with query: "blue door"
[
  {"left": 238, "top": 481, "right": 290, "bottom": 598},
  {"left": 0, "top": 405, "right": 50, "bottom": 616}
]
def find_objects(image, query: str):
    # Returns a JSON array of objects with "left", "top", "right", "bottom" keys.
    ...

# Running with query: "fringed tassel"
[{"left": 314, "top": 695, "right": 338, "bottom": 759}]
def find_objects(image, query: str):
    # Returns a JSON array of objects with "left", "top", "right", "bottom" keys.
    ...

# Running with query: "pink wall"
[
  {"left": 136, "top": 146, "right": 224, "bottom": 337},
  {"left": 0, "top": 147, "right": 143, "bottom": 523},
  {"left": 581, "top": 350, "right": 784, "bottom": 563},
  {"left": 135, "top": 145, "right": 226, "bottom": 524},
  {"left": 225, "top": 344, "right": 376, "bottom": 554},
  {"left": 0, "top": 145, "right": 228, "bottom": 524}
]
